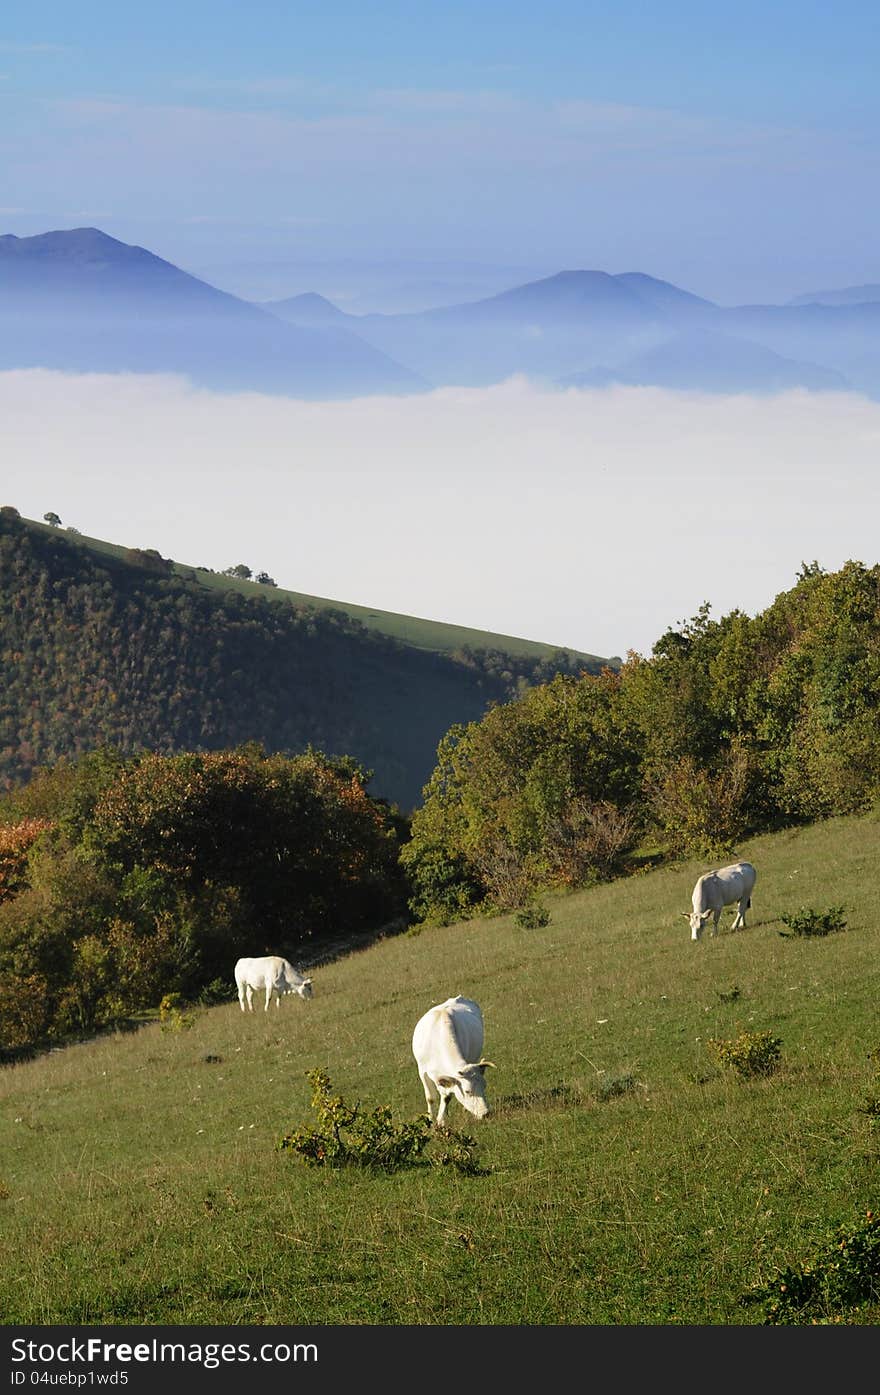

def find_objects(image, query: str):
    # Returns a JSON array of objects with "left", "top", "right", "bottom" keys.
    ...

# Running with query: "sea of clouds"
[{"left": 3, "top": 371, "right": 878, "bottom": 659}]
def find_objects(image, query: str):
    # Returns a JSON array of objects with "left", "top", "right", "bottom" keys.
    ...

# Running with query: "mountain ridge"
[
  {"left": 0, "top": 227, "right": 422, "bottom": 397},
  {"left": 5, "top": 227, "right": 880, "bottom": 396}
]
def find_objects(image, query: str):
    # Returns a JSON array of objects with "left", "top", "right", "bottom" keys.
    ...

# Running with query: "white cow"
[
  {"left": 234, "top": 956, "right": 313, "bottom": 1012},
  {"left": 684, "top": 861, "right": 757, "bottom": 941},
  {"left": 411, "top": 996, "right": 495, "bottom": 1125}
]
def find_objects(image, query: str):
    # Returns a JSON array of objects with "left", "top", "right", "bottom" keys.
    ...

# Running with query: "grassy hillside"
[
  {"left": 1, "top": 813, "right": 878, "bottom": 1325},
  {"left": 24, "top": 517, "right": 605, "bottom": 665},
  {"left": 2, "top": 513, "right": 604, "bottom": 809}
]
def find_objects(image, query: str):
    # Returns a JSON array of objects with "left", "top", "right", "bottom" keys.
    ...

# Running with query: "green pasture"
[{"left": 1, "top": 814, "right": 878, "bottom": 1324}]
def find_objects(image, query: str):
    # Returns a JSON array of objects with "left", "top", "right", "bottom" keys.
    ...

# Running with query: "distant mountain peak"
[
  {"left": 261, "top": 290, "right": 349, "bottom": 326},
  {"left": 0, "top": 226, "right": 423, "bottom": 397},
  {"left": 0, "top": 226, "right": 156, "bottom": 265}
]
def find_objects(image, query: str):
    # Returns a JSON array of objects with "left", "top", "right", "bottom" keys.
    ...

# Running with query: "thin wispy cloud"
[
  {"left": 0, "top": 40, "right": 68, "bottom": 54},
  {"left": 372, "top": 88, "right": 522, "bottom": 115}
]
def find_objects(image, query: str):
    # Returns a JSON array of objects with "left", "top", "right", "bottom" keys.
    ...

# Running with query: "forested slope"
[{"left": 1, "top": 509, "right": 583, "bottom": 808}]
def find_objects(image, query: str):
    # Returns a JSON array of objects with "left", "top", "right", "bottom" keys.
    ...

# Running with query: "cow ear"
[{"left": 436, "top": 1076, "right": 458, "bottom": 1089}]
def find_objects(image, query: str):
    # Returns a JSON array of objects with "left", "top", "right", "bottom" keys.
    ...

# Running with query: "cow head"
[
  {"left": 683, "top": 909, "right": 713, "bottom": 941},
  {"left": 294, "top": 976, "right": 313, "bottom": 1000},
  {"left": 436, "top": 1060, "right": 495, "bottom": 1120}
]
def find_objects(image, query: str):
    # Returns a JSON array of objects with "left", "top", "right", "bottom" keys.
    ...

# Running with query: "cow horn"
[{"left": 478, "top": 1059, "right": 496, "bottom": 1069}]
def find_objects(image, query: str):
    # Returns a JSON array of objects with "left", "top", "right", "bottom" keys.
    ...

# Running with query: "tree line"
[
  {"left": 402, "top": 560, "right": 880, "bottom": 921},
  {"left": 0, "top": 744, "right": 408, "bottom": 1051}
]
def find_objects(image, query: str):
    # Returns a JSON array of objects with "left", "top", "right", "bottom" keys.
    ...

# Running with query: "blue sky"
[{"left": 3, "top": 2, "right": 879, "bottom": 307}]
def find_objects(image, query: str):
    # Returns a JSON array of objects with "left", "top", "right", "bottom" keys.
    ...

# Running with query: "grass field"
[
  {"left": 1, "top": 813, "right": 879, "bottom": 1325},
  {"left": 24, "top": 517, "right": 606, "bottom": 665}
]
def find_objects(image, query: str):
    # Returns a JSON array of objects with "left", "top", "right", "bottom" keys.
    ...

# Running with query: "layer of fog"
[{"left": 3, "top": 370, "right": 879, "bottom": 659}]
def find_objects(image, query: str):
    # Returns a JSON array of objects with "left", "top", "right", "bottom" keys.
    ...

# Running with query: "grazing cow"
[
  {"left": 684, "top": 861, "right": 757, "bottom": 941},
  {"left": 411, "top": 996, "right": 494, "bottom": 1125},
  {"left": 234, "top": 956, "right": 313, "bottom": 1012}
]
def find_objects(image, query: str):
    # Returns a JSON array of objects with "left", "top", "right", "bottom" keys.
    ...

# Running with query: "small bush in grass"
[
  {"left": 742, "top": 1211, "right": 880, "bottom": 1324},
  {"left": 429, "top": 1126, "right": 491, "bottom": 1176},
  {"left": 596, "top": 1072, "right": 637, "bottom": 1102},
  {"left": 514, "top": 904, "right": 550, "bottom": 929},
  {"left": 197, "top": 977, "right": 236, "bottom": 1006},
  {"left": 707, "top": 1030, "right": 782, "bottom": 1078},
  {"left": 778, "top": 905, "right": 847, "bottom": 938},
  {"left": 857, "top": 1095, "right": 880, "bottom": 1125},
  {"left": 279, "top": 1069, "right": 486, "bottom": 1175},
  {"left": 716, "top": 985, "right": 741, "bottom": 1003},
  {"left": 159, "top": 992, "right": 195, "bottom": 1032}
]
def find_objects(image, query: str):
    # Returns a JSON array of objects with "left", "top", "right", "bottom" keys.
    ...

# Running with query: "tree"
[
  {"left": 402, "top": 671, "right": 644, "bottom": 920},
  {"left": 256, "top": 571, "right": 278, "bottom": 587},
  {"left": 223, "top": 564, "right": 252, "bottom": 580},
  {"left": 43, "top": 512, "right": 62, "bottom": 527}
]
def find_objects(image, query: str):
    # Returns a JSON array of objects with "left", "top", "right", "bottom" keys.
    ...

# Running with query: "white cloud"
[{"left": 2, "top": 371, "right": 878, "bottom": 660}]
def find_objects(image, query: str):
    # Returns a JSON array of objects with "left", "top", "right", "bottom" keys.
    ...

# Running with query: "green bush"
[
  {"left": 707, "top": 1030, "right": 783, "bottom": 1078},
  {"left": 742, "top": 1211, "right": 880, "bottom": 1324},
  {"left": 857, "top": 1094, "right": 880, "bottom": 1124},
  {"left": 596, "top": 1072, "right": 637, "bottom": 1101},
  {"left": 779, "top": 905, "right": 847, "bottom": 938},
  {"left": 514, "top": 904, "right": 551, "bottom": 929},
  {"left": 197, "top": 977, "right": 236, "bottom": 1006},
  {"left": 716, "top": 985, "right": 741, "bottom": 1003},
  {"left": 279, "top": 1069, "right": 486, "bottom": 1175},
  {"left": 158, "top": 992, "right": 195, "bottom": 1032}
]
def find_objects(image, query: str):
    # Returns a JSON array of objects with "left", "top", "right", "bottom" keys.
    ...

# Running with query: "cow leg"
[
  {"left": 245, "top": 984, "right": 254, "bottom": 1012},
  {"left": 436, "top": 1090, "right": 452, "bottom": 1126},
  {"left": 264, "top": 983, "right": 272, "bottom": 1011},
  {"left": 711, "top": 909, "right": 721, "bottom": 937},
  {"left": 421, "top": 1073, "right": 441, "bottom": 1124},
  {"left": 237, "top": 985, "right": 246, "bottom": 1012},
  {"left": 732, "top": 895, "right": 748, "bottom": 930}
]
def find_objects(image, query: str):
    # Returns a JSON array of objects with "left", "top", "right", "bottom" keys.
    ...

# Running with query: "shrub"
[
  {"left": 543, "top": 797, "right": 639, "bottom": 884},
  {"left": 716, "top": 985, "right": 741, "bottom": 1003},
  {"left": 596, "top": 1072, "right": 637, "bottom": 1101},
  {"left": 0, "top": 973, "right": 52, "bottom": 1052},
  {"left": 707, "top": 1030, "right": 783, "bottom": 1078},
  {"left": 197, "top": 977, "right": 236, "bottom": 1006},
  {"left": 514, "top": 904, "right": 551, "bottom": 929},
  {"left": 742, "top": 1211, "right": 880, "bottom": 1324},
  {"left": 279, "top": 1069, "right": 486, "bottom": 1175},
  {"left": 159, "top": 992, "right": 195, "bottom": 1032},
  {"left": 429, "top": 1127, "right": 491, "bottom": 1176},
  {"left": 778, "top": 905, "right": 847, "bottom": 938},
  {"left": 857, "top": 1094, "right": 880, "bottom": 1124}
]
